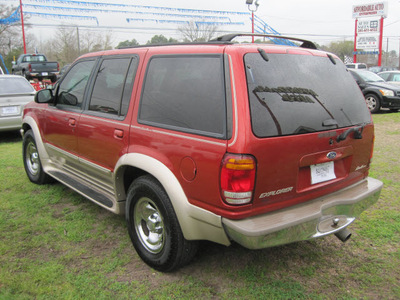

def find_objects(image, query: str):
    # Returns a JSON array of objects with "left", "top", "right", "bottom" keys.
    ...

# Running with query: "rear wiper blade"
[
  {"left": 322, "top": 118, "right": 338, "bottom": 127},
  {"left": 336, "top": 125, "right": 364, "bottom": 142}
]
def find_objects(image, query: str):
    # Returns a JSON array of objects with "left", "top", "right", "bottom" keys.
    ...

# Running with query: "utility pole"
[
  {"left": 19, "top": 0, "right": 27, "bottom": 54},
  {"left": 246, "top": 0, "right": 260, "bottom": 43}
]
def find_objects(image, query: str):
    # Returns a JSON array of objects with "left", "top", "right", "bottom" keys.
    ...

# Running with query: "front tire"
[
  {"left": 126, "top": 175, "right": 198, "bottom": 272},
  {"left": 23, "top": 130, "right": 53, "bottom": 184},
  {"left": 365, "top": 93, "right": 381, "bottom": 113}
]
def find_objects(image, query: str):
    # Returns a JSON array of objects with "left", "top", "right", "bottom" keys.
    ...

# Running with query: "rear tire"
[
  {"left": 365, "top": 93, "right": 381, "bottom": 113},
  {"left": 23, "top": 130, "right": 53, "bottom": 184},
  {"left": 126, "top": 175, "right": 198, "bottom": 272}
]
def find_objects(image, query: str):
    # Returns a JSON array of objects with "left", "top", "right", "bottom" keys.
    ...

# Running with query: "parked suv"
[{"left": 22, "top": 34, "right": 383, "bottom": 272}]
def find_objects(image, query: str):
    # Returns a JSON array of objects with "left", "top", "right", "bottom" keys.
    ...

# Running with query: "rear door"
[
  {"left": 242, "top": 49, "right": 373, "bottom": 213},
  {"left": 76, "top": 55, "right": 140, "bottom": 188}
]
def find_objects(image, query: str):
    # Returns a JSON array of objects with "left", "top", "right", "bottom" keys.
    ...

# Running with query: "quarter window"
[{"left": 138, "top": 55, "right": 226, "bottom": 137}]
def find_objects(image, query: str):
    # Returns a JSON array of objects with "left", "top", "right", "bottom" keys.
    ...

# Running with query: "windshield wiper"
[{"left": 336, "top": 125, "right": 364, "bottom": 142}]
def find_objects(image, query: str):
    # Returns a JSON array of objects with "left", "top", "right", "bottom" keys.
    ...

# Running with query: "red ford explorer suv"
[{"left": 22, "top": 34, "right": 383, "bottom": 271}]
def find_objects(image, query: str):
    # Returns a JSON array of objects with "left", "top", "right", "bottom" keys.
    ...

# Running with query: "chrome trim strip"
[
  {"left": 228, "top": 54, "right": 239, "bottom": 148},
  {"left": 46, "top": 143, "right": 112, "bottom": 175},
  {"left": 80, "top": 114, "right": 130, "bottom": 127},
  {"left": 46, "top": 143, "right": 79, "bottom": 160},
  {"left": 79, "top": 156, "right": 112, "bottom": 175},
  {"left": 131, "top": 125, "right": 226, "bottom": 147}
]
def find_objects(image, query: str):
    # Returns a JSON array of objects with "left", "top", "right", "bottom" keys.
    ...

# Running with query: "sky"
[{"left": 1, "top": 0, "right": 399, "bottom": 51}]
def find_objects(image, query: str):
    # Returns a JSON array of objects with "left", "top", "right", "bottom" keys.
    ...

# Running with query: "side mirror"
[
  {"left": 35, "top": 89, "right": 54, "bottom": 104},
  {"left": 59, "top": 91, "right": 78, "bottom": 106}
]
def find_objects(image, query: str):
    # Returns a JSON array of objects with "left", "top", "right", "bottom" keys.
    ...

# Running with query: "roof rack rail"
[{"left": 209, "top": 33, "right": 317, "bottom": 49}]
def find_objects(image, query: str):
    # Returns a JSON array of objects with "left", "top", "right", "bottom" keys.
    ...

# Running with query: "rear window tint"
[
  {"left": 0, "top": 77, "right": 35, "bottom": 95},
  {"left": 138, "top": 55, "right": 226, "bottom": 138},
  {"left": 245, "top": 53, "right": 371, "bottom": 138}
]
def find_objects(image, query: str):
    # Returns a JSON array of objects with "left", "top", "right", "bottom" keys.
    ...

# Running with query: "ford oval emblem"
[{"left": 327, "top": 151, "right": 337, "bottom": 160}]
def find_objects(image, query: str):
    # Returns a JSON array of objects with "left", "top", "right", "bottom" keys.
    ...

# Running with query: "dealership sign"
[
  {"left": 357, "top": 18, "right": 380, "bottom": 34},
  {"left": 352, "top": 2, "right": 388, "bottom": 18},
  {"left": 356, "top": 34, "right": 379, "bottom": 49}
]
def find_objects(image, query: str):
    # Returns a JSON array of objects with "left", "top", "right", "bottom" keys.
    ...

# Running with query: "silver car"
[
  {"left": 0, "top": 75, "right": 36, "bottom": 132},
  {"left": 378, "top": 71, "right": 400, "bottom": 86}
]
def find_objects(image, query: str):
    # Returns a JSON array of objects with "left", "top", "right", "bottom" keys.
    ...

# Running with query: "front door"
[{"left": 41, "top": 59, "right": 96, "bottom": 169}]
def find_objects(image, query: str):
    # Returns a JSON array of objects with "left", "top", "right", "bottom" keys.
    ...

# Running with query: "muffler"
[{"left": 334, "top": 228, "right": 352, "bottom": 242}]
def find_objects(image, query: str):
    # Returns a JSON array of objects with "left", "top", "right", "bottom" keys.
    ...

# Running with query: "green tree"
[
  {"left": 117, "top": 38, "right": 139, "bottom": 48},
  {"left": 146, "top": 35, "right": 178, "bottom": 45},
  {"left": 45, "top": 27, "right": 113, "bottom": 67},
  {"left": 325, "top": 40, "right": 354, "bottom": 61}
]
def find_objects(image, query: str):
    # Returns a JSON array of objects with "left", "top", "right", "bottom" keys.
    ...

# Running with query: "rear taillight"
[
  {"left": 28, "top": 64, "right": 32, "bottom": 72},
  {"left": 220, "top": 154, "right": 256, "bottom": 205},
  {"left": 370, "top": 135, "right": 375, "bottom": 162}
]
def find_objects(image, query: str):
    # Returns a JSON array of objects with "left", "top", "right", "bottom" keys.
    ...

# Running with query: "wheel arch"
[
  {"left": 114, "top": 153, "right": 230, "bottom": 246},
  {"left": 363, "top": 89, "right": 383, "bottom": 101},
  {"left": 22, "top": 116, "right": 50, "bottom": 163}
]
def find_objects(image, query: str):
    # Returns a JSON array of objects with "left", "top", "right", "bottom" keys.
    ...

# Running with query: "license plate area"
[
  {"left": 297, "top": 149, "right": 353, "bottom": 192},
  {"left": 1, "top": 106, "right": 19, "bottom": 116},
  {"left": 310, "top": 161, "right": 336, "bottom": 185}
]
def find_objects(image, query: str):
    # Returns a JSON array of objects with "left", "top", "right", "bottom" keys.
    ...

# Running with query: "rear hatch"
[{"left": 243, "top": 48, "right": 373, "bottom": 215}]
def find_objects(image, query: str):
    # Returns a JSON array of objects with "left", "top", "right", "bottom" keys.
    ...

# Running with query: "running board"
[{"left": 48, "top": 170, "right": 114, "bottom": 208}]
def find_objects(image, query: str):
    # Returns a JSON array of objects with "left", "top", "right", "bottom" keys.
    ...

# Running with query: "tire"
[
  {"left": 23, "top": 130, "right": 53, "bottom": 184},
  {"left": 126, "top": 175, "right": 198, "bottom": 272},
  {"left": 365, "top": 93, "right": 381, "bottom": 113}
]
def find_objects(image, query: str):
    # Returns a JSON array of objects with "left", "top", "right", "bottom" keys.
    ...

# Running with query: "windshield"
[
  {"left": 357, "top": 71, "right": 385, "bottom": 83},
  {"left": 0, "top": 76, "right": 35, "bottom": 95},
  {"left": 245, "top": 52, "right": 371, "bottom": 138}
]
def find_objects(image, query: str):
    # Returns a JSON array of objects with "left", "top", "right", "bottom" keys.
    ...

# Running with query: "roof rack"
[{"left": 209, "top": 33, "right": 317, "bottom": 49}]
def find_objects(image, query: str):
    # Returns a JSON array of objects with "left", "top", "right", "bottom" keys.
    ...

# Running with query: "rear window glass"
[
  {"left": 0, "top": 77, "right": 35, "bottom": 95},
  {"left": 138, "top": 55, "right": 226, "bottom": 138},
  {"left": 245, "top": 52, "right": 371, "bottom": 138}
]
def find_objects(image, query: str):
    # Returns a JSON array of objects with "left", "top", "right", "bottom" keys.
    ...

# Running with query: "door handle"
[
  {"left": 68, "top": 118, "right": 76, "bottom": 127},
  {"left": 114, "top": 129, "right": 124, "bottom": 139}
]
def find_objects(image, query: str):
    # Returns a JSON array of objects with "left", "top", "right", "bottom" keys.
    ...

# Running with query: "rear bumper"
[
  {"left": 0, "top": 115, "right": 22, "bottom": 132},
  {"left": 26, "top": 71, "right": 59, "bottom": 78},
  {"left": 222, "top": 177, "right": 383, "bottom": 249}
]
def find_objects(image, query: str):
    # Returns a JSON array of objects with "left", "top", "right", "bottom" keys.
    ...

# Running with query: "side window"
[
  {"left": 392, "top": 74, "right": 400, "bottom": 82},
  {"left": 58, "top": 60, "right": 95, "bottom": 107},
  {"left": 88, "top": 57, "right": 137, "bottom": 117},
  {"left": 379, "top": 73, "right": 389, "bottom": 81},
  {"left": 138, "top": 55, "right": 226, "bottom": 137}
]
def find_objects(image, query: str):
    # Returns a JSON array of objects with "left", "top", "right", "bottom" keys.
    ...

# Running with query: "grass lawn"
[{"left": 0, "top": 111, "right": 399, "bottom": 299}]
